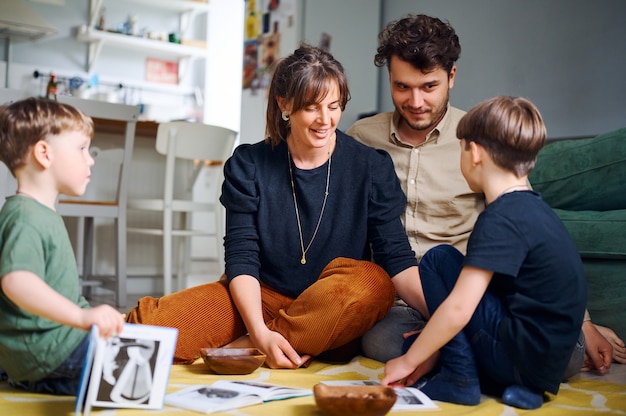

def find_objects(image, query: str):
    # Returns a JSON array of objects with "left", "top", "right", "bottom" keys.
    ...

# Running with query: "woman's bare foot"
[{"left": 224, "top": 334, "right": 254, "bottom": 348}]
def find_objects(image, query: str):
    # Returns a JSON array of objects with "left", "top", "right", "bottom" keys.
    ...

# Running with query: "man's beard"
[{"left": 401, "top": 92, "right": 449, "bottom": 132}]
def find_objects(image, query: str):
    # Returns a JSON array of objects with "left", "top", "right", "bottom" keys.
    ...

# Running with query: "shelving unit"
[
  {"left": 69, "top": 0, "right": 241, "bottom": 131},
  {"left": 76, "top": 25, "right": 207, "bottom": 75},
  {"left": 76, "top": 0, "right": 210, "bottom": 78}
]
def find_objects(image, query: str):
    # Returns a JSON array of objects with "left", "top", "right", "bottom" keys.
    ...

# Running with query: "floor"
[
  {"left": 578, "top": 361, "right": 626, "bottom": 385},
  {"left": 88, "top": 260, "right": 626, "bottom": 387}
]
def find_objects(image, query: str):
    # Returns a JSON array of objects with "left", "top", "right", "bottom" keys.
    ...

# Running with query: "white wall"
[
  {"left": 301, "top": 0, "right": 381, "bottom": 132},
  {"left": 203, "top": 0, "right": 244, "bottom": 132},
  {"left": 381, "top": 0, "right": 626, "bottom": 139}
]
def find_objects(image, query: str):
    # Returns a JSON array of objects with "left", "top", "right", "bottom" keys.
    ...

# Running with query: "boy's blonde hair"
[
  {"left": 457, "top": 96, "right": 546, "bottom": 177},
  {"left": 0, "top": 97, "right": 94, "bottom": 174}
]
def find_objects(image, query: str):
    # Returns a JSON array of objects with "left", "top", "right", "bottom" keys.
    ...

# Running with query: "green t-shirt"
[{"left": 0, "top": 195, "right": 90, "bottom": 381}]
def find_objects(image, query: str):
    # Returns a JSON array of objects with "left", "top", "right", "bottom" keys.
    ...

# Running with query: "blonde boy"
[{"left": 0, "top": 97, "right": 124, "bottom": 395}]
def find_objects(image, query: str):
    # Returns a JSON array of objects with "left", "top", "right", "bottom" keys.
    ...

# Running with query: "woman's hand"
[
  {"left": 250, "top": 327, "right": 311, "bottom": 369},
  {"left": 228, "top": 274, "right": 311, "bottom": 368}
]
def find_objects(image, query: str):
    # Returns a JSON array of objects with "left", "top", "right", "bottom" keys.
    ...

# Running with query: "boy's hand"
[
  {"left": 81, "top": 305, "right": 125, "bottom": 339},
  {"left": 382, "top": 354, "right": 418, "bottom": 387}
]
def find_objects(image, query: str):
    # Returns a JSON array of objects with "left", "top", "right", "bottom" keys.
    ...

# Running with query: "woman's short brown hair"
[
  {"left": 265, "top": 43, "right": 350, "bottom": 147},
  {"left": 457, "top": 96, "right": 547, "bottom": 177}
]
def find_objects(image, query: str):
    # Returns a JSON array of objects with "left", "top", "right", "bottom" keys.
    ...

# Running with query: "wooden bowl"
[
  {"left": 313, "top": 384, "right": 397, "bottom": 416},
  {"left": 200, "top": 348, "right": 266, "bottom": 375}
]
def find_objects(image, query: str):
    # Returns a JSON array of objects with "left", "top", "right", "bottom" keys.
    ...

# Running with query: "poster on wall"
[
  {"left": 145, "top": 58, "right": 179, "bottom": 85},
  {"left": 243, "top": 0, "right": 295, "bottom": 91}
]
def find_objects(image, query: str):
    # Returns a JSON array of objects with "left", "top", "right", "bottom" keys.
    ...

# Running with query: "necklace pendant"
[{"left": 301, "top": 256, "right": 306, "bottom": 265}]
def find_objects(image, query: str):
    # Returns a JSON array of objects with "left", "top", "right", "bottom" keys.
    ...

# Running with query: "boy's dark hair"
[
  {"left": 266, "top": 43, "right": 350, "bottom": 147},
  {"left": 0, "top": 97, "right": 93, "bottom": 174},
  {"left": 375, "top": 14, "right": 461, "bottom": 74},
  {"left": 457, "top": 96, "right": 547, "bottom": 177}
]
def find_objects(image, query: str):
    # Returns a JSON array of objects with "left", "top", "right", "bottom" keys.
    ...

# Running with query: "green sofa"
[{"left": 529, "top": 127, "right": 626, "bottom": 339}]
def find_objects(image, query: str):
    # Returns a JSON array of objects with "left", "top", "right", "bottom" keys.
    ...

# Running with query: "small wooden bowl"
[
  {"left": 313, "top": 384, "right": 397, "bottom": 416},
  {"left": 200, "top": 348, "right": 266, "bottom": 375}
]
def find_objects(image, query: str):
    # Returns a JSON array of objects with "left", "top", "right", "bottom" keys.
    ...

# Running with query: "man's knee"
[{"left": 361, "top": 306, "right": 426, "bottom": 362}]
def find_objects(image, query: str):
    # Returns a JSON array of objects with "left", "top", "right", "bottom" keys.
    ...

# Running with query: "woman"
[{"left": 126, "top": 44, "right": 426, "bottom": 368}]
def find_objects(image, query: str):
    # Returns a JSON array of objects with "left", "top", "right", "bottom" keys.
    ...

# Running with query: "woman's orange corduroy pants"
[{"left": 125, "top": 257, "right": 396, "bottom": 364}]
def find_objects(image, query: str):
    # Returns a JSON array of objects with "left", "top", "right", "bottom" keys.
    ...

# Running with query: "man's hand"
[
  {"left": 594, "top": 324, "right": 626, "bottom": 364},
  {"left": 581, "top": 320, "right": 613, "bottom": 374}
]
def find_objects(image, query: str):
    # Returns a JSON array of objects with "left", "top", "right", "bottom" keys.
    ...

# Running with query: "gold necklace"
[{"left": 287, "top": 149, "right": 332, "bottom": 265}]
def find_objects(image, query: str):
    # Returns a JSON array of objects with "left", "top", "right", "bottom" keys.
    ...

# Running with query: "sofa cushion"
[
  {"left": 553, "top": 208, "right": 626, "bottom": 259},
  {"left": 530, "top": 128, "right": 626, "bottom": 211}
]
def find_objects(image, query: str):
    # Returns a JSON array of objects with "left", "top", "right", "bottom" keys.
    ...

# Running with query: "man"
[{"left": 347, "top": 13, "right": 620, "bottom": 375}]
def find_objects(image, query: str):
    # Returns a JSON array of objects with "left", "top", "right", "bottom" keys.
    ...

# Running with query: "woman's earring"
[{"left": 281, "top": 111, "right": 290, "bottom": 121}]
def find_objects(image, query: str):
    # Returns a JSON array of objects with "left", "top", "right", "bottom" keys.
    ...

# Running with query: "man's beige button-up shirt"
[{"left": 348, "top": 105, "right": 485, "bottom": 260}]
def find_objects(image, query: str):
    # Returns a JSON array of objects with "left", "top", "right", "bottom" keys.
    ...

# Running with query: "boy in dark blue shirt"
[{"left": 382, "top": 96, "right": 586, "bottom": 409}]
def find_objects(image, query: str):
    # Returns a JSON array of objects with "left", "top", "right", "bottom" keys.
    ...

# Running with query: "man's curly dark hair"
[{"left": 375, "top": 14, "right": 461, "bottom": 74}]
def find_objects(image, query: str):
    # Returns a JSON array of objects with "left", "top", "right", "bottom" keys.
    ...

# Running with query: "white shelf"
[
  {"left": 76, "top": 26, "right": 207, "bottom": 75},
  {"left": 79, "top": 0, "right": 209, "bottom": 76},
  {"left": 118, "top": 0, "right": 209, "bottom": 12},
  {"left": 77, "top": 26, "right": 207, "bottom": 58},
  {"left": 87, "top": 0, "right": 209, "bottom": 25}
]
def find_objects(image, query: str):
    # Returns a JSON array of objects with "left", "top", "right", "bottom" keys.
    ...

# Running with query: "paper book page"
[
  {"left": 81, "top": 323, "right": 178, "bottom": 413},
  {"left": 164, "top": 384, "right": 262, "bottom": 414},
  {"left": 321, "top": 380, "right": 439, "bottom": 411},
  {"left": 392, "top": 386, "right": 439, "bottom": 411},
  {"left": 211, "top": 380, "right": 311, "bottom": 401}
]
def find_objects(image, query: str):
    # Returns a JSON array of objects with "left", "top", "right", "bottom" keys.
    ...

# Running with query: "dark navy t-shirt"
[{"left": 464, "top": 190, "right": 586, "bottom": 393}]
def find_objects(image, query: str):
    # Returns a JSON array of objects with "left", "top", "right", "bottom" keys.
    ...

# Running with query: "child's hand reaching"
[
  {"left": 381, "top": 351, "right": 438, "bottom": 388},
  {"left": 81, "top": 305, "right": 125, "bottom": 339}
]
